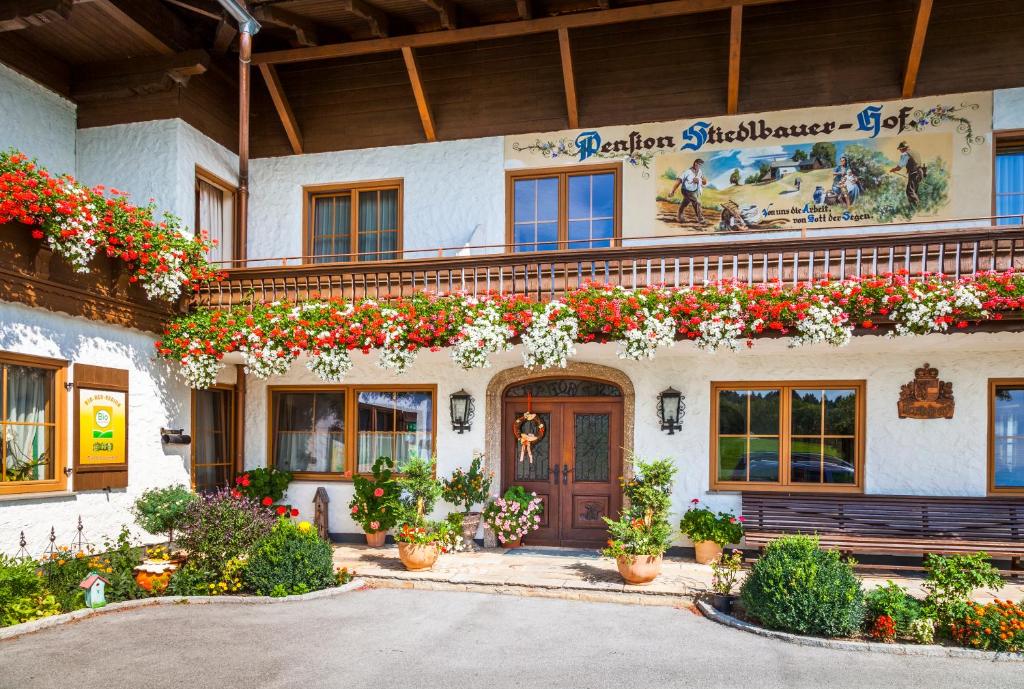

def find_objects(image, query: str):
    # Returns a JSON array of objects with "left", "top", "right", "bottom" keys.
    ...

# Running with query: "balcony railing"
[{"left": 193, "top": 220, "right": 1024, "bottom": 309}]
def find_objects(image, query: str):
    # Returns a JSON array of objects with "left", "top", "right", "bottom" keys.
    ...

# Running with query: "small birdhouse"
[{"left": 79, "top": 572, "right": 109, "bottom": 608}]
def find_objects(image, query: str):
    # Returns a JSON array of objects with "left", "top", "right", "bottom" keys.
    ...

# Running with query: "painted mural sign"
[
  {"left": 505, "top": 93, "right": 992, "bottom": 237},
  {"left": 78, "top": 389, "right": 127, "bottom": 465}
]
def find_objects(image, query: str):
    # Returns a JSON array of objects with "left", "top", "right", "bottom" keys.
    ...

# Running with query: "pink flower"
[
  {"left": 370, "top": 520, "right": 380, "bottom": 531},
  {"left": 373, "top": 487, "right": 384, "bottom": 497},
  {"left": 351, "top": 505, "right": 359, "bottom": 514},
  {"left": 737, "top": 516, "right": 746, "bottom": 523},
  {"left": 690, "top": 498, "right": 700, "bottom": 505}
]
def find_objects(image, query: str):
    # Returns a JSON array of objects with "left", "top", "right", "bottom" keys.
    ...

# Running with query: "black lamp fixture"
[
  {"left": 657, "top": 387, "right": 684, "bottom": 435},
  {"left": 449, "top": 389, "right": 475, "bottom": 434}
]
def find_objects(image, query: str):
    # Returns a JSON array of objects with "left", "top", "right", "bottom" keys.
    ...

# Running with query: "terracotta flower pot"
[
  {"left": 397, "top": 542, "right": 440, "bottom": 571},
  {"left": 500, "top": 536, "right": 522, "bottom": 548},
  {"left": 133, "top": 561, "right": 179, "bottom": 593},
  {"left": 460, "top": 512, "right": 481, "bottom": 548},
  {"left": 364, "top": 530, "right": 388, "bottom": 548},
  {"left": 616, "top": 554, "right": 663, "bottom": 585},
  {"left": 694, "top": 540, "right": 724, "bottom": 565}
]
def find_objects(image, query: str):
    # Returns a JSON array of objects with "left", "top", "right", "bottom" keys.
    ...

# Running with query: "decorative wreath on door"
[{"left": 513, "top": 411, "right": 546, "bottom": 464}]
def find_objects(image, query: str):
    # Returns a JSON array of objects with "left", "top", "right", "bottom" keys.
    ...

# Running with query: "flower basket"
[
  {"left": 500, "top": 536, "right": 522, "bottom": 549},
  {"left": 365, "top": 530, "right": 387, "bottom": 548},
  {"left": 615, "top": 554, "right": 663, "bottom": 585},
  {"left": 397, "top": 542, "right": 440, "bottom": 571},
  {"left": 133, "top": 561, "right": 180, "bottom": 593}
]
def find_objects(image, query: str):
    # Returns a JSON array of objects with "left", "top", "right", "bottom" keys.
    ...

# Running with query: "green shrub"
[
  {"left": 38, "top": 547, "right": 92, "bottom": 612},
  {"left": 740, "top": 535, "right": 864, "bottom": 637},
  {"left": 922, "top": 552, "right": 1004, "bottom": 628},
  {"left": 176, "top": 490, "right": 276, "bottom": 580},
  {"left": 92, "top": 526, "right": 147, "bottom": 602},
  {"left": 244, "top": 519, "right": 336, "bottom": 596},
  {"left": 863, "top": 581, "right": 923, "bottom": 636},
  {"left": 132, "top": 485, "right": 197, "bottom": 544},
  {"left": 0, "top": 555, "right": 60, "bottom": 627}
]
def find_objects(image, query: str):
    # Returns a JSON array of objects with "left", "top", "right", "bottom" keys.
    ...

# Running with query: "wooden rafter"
[
  {"left": 420, "top": 0, "right": 457, "bottom": 30},
  {"left": 0, "top": 0, "right": 72, "bottom": 32},
  {"left": 92, "top": 0, "right": 195, "bottom": 55},
  {"left": 902, "top": 0, "right": 933, "bottom": 98},
  {"left": 254, "top": 0, "right": 789, "bottom": 65},
  {"left": 557, "top": 28, "right": 579, "bottom": 129},
  {"left": 726, "top": 4, "right": 742, "bottom": 114},
  {"left": 212, "top": 16, "right": 236, "bottom": 53},
  {"left": 0, "top": 30, "right": 70, "bottom": 94},
  {"left": 72, "top": 49, "right": 210, "bottom": 100},
  {"left": 253, "top": 5, "right": 321, "bottom": 47},
  {"left": 258, "top": 63, "right": 304, "bottom": 155},
  {"left": 341, "top": 0, "right": 389, "bottom": 38},
  {"left": 515, "top": 0, "right": 531, "bottom": 20},
  {"left": 401, "top": 46, "right": 436, "bottom": 141},
  {"left": 162, "top": 0, "right": 220, "bottom": 21}
]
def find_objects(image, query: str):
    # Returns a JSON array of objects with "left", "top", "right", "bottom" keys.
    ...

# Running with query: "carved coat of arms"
[{"left": 897, "top": 363, "right": 954, "bottom": 419}]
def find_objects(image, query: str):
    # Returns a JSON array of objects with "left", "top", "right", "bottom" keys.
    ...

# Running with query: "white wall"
[
  {"left": 247, "top": 137, "right": 505, "bottom": 262},
  {"left": 243, "top": 330, "right": 1024, "bottom": 540},
  {"left": 0, "top": 63, "right": 77, "bottom": 174},
  {"left": 0, "top": 301, "right": 193, "bottom": 556}
]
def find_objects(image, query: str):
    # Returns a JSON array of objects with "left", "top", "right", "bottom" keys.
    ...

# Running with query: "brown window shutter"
[{"left": 73, "top": 364, "right": 130, "bottom": 491}]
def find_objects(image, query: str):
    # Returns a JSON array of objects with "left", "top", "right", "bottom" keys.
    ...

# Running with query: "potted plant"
[
  {"left": 709, "top": 548, "right": 743, "bottom": 612},
  {"left": 680, "top": 499, "right": 744, "bottom": 565},
  {"left": 482, "top": 486, "right": 543, "bottom": 547},
  {"left": 441, "top": 451, "right": 493, "bottom": 549},
  {"left": 396, "top": 454, "right": 442, "bottom": 525},
  {"left": 349, "top": 457, "right": 402, "bottom": 546},
  {"left": 602, "top": 457, "right": 677, "bottom": 585},
  {"left": 394, "top": 520, "right": 457, "bottom": 571}
]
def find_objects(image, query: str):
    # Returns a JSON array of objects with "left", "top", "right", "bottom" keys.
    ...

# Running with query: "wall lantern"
[
  {"left": 449, "top": 389, "right": 475, "bottom": 434},
  {"left": 160, "top": 428, "right": 192, "bottom": 445},
  {"left": 657, "top": 387, "right": 685, "bottom": 435}
]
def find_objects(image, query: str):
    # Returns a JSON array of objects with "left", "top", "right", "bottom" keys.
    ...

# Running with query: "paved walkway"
[
  {"left": 332, "top": 544, "right": 1022, "bottom": 604},
  {"left": 2, "top": 588, "right": 1020, "bottom": 689}
]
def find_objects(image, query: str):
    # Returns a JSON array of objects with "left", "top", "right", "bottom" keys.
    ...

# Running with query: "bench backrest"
[{"left": 741, "top": 493, "right": 1024, "bottom": 542}]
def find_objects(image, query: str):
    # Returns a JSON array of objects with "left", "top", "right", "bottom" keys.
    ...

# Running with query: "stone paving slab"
[{"left": 332, "top": 544, "right": 1024, "bottom": 605}]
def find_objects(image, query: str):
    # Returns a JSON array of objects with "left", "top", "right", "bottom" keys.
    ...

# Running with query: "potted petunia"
[
  {"left": 482, "top": 486, "right": 543, "bottom": 547},
  {"left": 349, "top": 457, "right": 402, "bottom": 547},
  {"left": 441, "top": 451, "right": 493, "bottom": 550},
  {"left": 602, "top": 457, "right": 677, "bottom": 585},
  {"left": 679, "top": 499, "right": 745, "bottom": 565}
]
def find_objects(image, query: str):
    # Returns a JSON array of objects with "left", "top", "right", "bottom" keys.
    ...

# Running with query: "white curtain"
[
  {"left": 198, "top": 178, "right": 232, "bottom": 264},
  {"left": 4, "top": 365, "right": 49, "bottom": 482}
]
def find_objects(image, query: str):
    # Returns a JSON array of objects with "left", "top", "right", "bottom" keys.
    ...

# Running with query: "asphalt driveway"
[{"left": 1, "top": 588, "right": 1019, "bottom": 689}]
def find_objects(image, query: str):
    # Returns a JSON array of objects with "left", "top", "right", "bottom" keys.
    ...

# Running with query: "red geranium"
[{"left": 261, "top": 496, "right": 273, "bottom": 506}]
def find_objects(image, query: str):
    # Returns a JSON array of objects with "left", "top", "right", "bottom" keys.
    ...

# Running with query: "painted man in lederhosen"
[
  {"left": 889, "top": 141, "right": 925, "bottom": 207},
  {"left": 670, "top": 158, "right": 707, "bottom": 224}
]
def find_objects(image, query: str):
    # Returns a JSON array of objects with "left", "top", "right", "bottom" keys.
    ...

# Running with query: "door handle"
[
  {"left": 551, "top": 463, "right": 559, "bottom": 484},
  {"left": 562, "top": 464, "right": 570, "bottom": 485}
]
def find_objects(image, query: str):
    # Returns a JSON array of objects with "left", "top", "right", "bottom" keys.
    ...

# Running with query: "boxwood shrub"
[
  {"left": 740, "top": 535, "right": 864, "bottom": 637},
  {"left": 244, "top": 519, "right": 336, "bottom": 597}
]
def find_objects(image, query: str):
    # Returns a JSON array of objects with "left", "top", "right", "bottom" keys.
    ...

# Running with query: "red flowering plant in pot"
[
  {"left": 232, "top": 468, "right": 299, "bottom": 519},
  {"left": 348, "top": 457, "right": 402, "bottom": 547},
  {"left": 680, "top": 499, "right": 745, "bottom": 565}
]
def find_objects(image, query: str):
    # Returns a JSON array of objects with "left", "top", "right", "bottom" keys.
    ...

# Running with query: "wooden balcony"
[{"left": 193, "top": 222, "right": 1024, "bottom": 309}]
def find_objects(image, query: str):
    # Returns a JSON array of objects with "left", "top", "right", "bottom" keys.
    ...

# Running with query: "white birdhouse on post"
[{"left": 79, "top": 572, "right": 109, "bottom": 608}]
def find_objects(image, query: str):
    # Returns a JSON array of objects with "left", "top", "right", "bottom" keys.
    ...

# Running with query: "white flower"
[
  {"left": 177, "top": 354, "right": 222, "bottom": 389},
  {"left": 307, "top": 346, "right": 353, "bottom": 382},
  {"left": 451, "top": 302, "right": 513, "bottom": 370},
  {"left": 791, "top": 298, "right": 851, "bottom": 348},
  {"left": 522, "top": 301, "right": 578, "bottom": 369},
  {"left": 618, "top": 305, "right": 676, "bottom": 360}
]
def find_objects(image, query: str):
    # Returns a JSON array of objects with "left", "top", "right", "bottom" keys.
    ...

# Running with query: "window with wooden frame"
[
  {"left": 989, "top": 379, "right": 1024, "bottom": 494},
  {"left": 303, "top": 180, "right": 403, "bottom": 263},
  {"left": 710, "top": 381, "right": 865, "bottom": 492},
  {"left": 268, "top": 385, "right": 435, "bottom": 480},
  {"left": 506, "top": 164, "right": 621, "bottom": 252},
  {"left": 0, "top": 352, "right": 67, "bottom": 496},
  {"left": 194, "top": 167, "right": 238, "bottom": 265},
  {"left": 191, "top": 386, "right": 237, "bottom": 493}
]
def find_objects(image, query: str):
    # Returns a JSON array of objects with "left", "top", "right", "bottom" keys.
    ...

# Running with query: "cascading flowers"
[{"left": 156, "top": 270, "right": 1024, "bottom": 389}]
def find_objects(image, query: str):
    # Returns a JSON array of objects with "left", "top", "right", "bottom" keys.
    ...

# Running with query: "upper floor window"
[
  {"left": 996, "top": 140, "right": 1024, "bottom": 226},
  {"left": 990, "top": 380, "right": 1024, "bottom": 493},
  {"left": 304, "top": 181, "right": 402, "bottom": 263},
  {"left": 1, "top": 352, "right": 66, "bottom": 495},
  {"left": 194, "top": 168, "right": 237, "bottom": 265},
  {"left": 507, "top": 165, "right": 620, "bottom": 252}
]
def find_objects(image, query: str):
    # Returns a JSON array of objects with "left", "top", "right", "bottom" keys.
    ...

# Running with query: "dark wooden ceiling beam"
[
  {"left": 902, "top": 0, "right": 932, "bottom": 98},
  {"left": 0, "top": 30, "right": 71, "bottom": 95},
  {"left": 557, "top": 27, "right": 579, "bottom": 129},
  {"left": 420, "top": 0, "right": 458, "bottom": 29},
  {"left": 92, "top": 0, "right": 196, "bottom": 55},
  {"left": 212, "top": 16, "right": 236, "bottom": 52},
  {"left": 253, "top": 5, "right": 322, "bottom": 47},
  {"left": 71, "top": 49, "right": 210, "bottom": 100},
  {"left": 257, "top": 63, "right": 304, "bottom": 154},
  {"left": 0, "top": 0, "right": 72, "bottom": 32},
  {"left": 162, "top": 0, "right": 220, "bottom": 21},
  {"left": 401, "top": 46, "right": 436, "bottom": 141},
  {"left": 515, "top": 0, "right": 531, "bottom": 20},
  {"left": 726, "top": 4, "right": 742, "bottom": 114},
  {"left": 255, "top": 0, "right": 790, "bottom": 65},
  {"left": 341, "top": 0, "right": 389, "bottom": 38}
]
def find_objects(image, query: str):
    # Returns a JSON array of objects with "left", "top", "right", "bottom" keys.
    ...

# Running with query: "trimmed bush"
[
  {"left": 740, "top": 535, "right": 864, "bottom": 637},
  {"left": 244, "top": 519, "right": 336, "bottom": 597}
]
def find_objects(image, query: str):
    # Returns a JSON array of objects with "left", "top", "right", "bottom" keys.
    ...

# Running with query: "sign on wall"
[
  {"left": 77, "top": 388, "right": 127, "bottom": 465},
  {"left": 505, "top": 93, "right": 993, "bottom": 236}
]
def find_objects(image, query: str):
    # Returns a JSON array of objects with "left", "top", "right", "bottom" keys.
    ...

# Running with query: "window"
[
  {"left": 996, "top": 141, "right": 1024, "bottom": 226},
  {"left": 507, "top": 165, "right": 620, "bottom": 252},
  {"left": 711, "top": 381, "right": 864, "bottom": 491},
  {"left": 194, "top": 168, "right": 237, "bottom": 264},
  {"left": 1, "top": 352, "right": 66, "bottom": 495},
  {"left": 192, "top": 387, "right": 236, "bottom": 492},
  {"left": 304, "top": 181, "right": 402, "bottom": 263},
  {"left": 269, "top": 386, "right": 434, "bottom": 479},
  {"left": 989, "top": 380, "right": 1024, "bottom": 493}
]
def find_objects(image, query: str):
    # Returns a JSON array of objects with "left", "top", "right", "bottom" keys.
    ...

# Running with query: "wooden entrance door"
[{"left": 502, "top": 382, "right": 623, "bottom": 548}]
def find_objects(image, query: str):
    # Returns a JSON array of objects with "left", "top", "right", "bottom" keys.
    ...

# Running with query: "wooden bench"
[{"left": 741, "top": 492, "right": 1024, "bottom": 570}]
